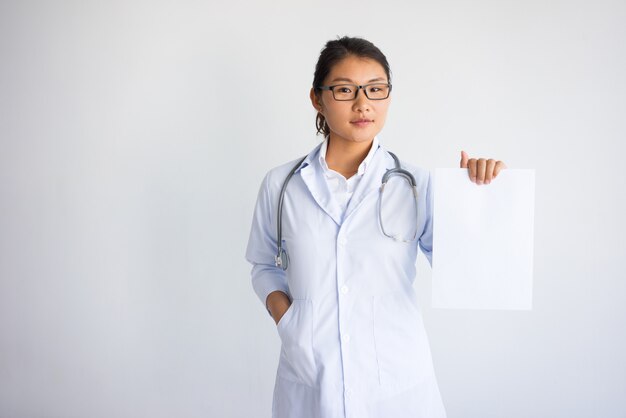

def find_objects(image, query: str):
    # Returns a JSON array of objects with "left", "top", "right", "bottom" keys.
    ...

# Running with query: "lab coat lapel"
[
  {"left": 299, "top": 148, "right": 343, "bottom": 226},
  {"left": 343, "top": 146, "right": 392, "bottom": 221}
]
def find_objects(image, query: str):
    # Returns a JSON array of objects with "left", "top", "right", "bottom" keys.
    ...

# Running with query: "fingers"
[
  {"left": 493, "top": 160, "right": 507, "bottom": 178},
  {"left": 467, "top": 158, "right": 477, "bottom": 182},
  {"left": 463, "top": 154, "right": 507, "bottom": 185},
  {"left": 484, "top": 159, "right": 496, "bottom": 184},
  {"left": 475, "top": 158, "right": 487, "bottom": 184},
  {"left": 460, "top": 150, "right": 469, "bottom": 168}
]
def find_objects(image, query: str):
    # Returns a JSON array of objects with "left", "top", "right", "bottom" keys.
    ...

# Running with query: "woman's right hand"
[{"left": 266, "top": 291, "right": 292, "bottom": 325}]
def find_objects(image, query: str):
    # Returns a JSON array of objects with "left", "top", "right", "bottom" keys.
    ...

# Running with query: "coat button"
[
  {"left": 342, "top": 333, "right": 351, "bottom": 343},
  {"left": 340, "top": 285, "right": 349, "bottom": 294}
]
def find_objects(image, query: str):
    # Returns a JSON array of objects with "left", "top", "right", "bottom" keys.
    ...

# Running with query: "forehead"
[{"left": 326, "top": 55, "right": 387, "bottom": 83}]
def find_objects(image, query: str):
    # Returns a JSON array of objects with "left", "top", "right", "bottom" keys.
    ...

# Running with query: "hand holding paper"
[{"left": 459, "top": 150, "right": 507, "bottom": 185}]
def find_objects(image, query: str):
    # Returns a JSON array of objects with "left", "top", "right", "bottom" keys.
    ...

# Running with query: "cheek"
[
  {"left": 324, "top": 105, "right": 348, "bottom": 124},
  {"left": 377, "top": 100, "right": 390, "bottom": 112},
  {"left": 376, "top": 104, "right": 390, "bottom": 120}
]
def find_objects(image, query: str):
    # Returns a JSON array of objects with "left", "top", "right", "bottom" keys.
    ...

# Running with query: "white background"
[{"left": 1, "top": 1, "right": 624, "bottom": 417}]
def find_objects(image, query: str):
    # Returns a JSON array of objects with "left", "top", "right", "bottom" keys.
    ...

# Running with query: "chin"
[
  {"left": 330, "top": 126, "right": 380, "bottom": 143},
  {"left": 352, "top": 130, "right": 380, "bottom": 143}
]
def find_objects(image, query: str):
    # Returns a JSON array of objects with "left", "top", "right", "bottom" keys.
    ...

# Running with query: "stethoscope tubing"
[{"left": 274, "top": 150, "right": 418, "bottom": 270}]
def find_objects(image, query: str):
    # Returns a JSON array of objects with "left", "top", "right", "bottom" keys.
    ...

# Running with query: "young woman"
[{"left": 245, "top": 36, "right": 505, "bottom": 418}]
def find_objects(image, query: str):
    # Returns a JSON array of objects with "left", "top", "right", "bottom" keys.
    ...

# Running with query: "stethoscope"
[{"left": 274, "top": 150, "right": 419, "bottom": 270}]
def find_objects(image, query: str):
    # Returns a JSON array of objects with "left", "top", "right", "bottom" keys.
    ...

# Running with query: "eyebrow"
[{"left": 329, "top": 77, "right": 387, "bottom": 83}]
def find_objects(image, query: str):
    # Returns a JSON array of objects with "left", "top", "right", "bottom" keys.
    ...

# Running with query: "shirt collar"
[{"left": 318, "top": 136, "right": 380, "bottom": 176}]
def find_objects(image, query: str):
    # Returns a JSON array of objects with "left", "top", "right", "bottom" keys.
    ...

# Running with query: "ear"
[{"left": 310, "top": 88, "right": 323, "bottom": 114}]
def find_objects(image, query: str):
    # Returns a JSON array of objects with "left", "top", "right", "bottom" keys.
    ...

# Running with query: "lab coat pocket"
[
  {"left": 276, "top": 299, "right": 317, "bottom": 387},
  {"left": 373, "top": 289, "right": 424, "bottom": 388}
]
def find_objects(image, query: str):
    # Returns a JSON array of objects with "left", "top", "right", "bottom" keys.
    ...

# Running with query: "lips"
[{"left": 351, "top": 118, "right": 372, "bottom": 123}]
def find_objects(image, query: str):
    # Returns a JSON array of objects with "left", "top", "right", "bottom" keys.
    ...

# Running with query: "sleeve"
[
  {"left": 418, "top": 170, "right": 434, "bottom": 266},
  {"left": 245, "top": 171, "right": 291, "bottom": 317}
]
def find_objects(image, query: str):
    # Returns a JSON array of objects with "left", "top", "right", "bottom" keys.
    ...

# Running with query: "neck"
[{"left": 325, "top": 135, "right": 374, "bottom": 178}]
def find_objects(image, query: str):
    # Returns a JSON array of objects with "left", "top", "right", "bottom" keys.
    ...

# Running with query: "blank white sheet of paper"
[{"left": 432, "top": 169, "right": 535, "bottom": 310}]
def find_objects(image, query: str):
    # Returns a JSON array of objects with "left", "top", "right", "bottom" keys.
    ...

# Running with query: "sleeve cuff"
[{"left": 250, "top": 264, "right": 290, "bottom": 317}]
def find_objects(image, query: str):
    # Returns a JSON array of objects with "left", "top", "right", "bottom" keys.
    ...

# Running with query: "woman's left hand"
[{"left": 460, "top": 150, "right": 507, "bottom": 185}]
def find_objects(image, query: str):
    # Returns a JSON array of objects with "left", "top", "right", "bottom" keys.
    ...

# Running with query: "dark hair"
[{"left": 313, "top": 36, "right": 392, "bottom": 138}]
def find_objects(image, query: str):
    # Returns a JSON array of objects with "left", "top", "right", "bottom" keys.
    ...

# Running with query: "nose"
[{"left": 352, "top": 87, "right": 371, "bottom": 112}]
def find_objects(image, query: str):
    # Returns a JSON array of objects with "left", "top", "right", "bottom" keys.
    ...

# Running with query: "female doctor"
[{"left": 245, "top": 36, "right": 506, "bottom": 418}]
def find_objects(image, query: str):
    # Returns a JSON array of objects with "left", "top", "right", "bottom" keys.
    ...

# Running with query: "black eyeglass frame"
[{"left": 315, "top": 83, "right": 393, "bottom": 101}]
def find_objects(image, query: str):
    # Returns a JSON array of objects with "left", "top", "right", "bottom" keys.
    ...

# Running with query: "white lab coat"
[{"left": 245, "top": 139, "right": 447, "bottom": 418}]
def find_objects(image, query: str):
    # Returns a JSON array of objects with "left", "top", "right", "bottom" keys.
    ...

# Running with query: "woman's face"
[{"left": 311, "top": 55, "right": 391, "bottom": 146}]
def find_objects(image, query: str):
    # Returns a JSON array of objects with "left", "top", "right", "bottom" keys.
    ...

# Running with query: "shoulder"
[
  {"left": 259, "top": 140, "right": 323, "bottom": 191},
  {"left": 402, "top": 160, "right": 431, "bottom": 183},
  {"left": 403, "top": 161, "right": 432, "bottom": 192},
  {"left": 259, "top": 155, "right": 310, "bottom": 194}
]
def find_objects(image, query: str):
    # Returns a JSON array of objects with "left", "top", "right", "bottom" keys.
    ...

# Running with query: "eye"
[
  {"left": 367, "top": 84, "right": 388, "bottom": 92},
  {"left": 335, "top": 85, "right": 353, "bottom": 93}
]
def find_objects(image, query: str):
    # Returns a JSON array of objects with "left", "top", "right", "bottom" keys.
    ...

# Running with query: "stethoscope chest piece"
[{"left": 275, "top": 246, "right": 289, "bottom": 270}]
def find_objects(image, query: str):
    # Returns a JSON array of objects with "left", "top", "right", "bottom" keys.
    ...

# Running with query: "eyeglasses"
[{"left": 316, "top": 83, "right": 392, "bottom": 101}]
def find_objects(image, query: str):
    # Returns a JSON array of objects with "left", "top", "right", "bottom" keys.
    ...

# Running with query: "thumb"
[{"left": 460, "top": 150, "right": 469, "bottom": 168}]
